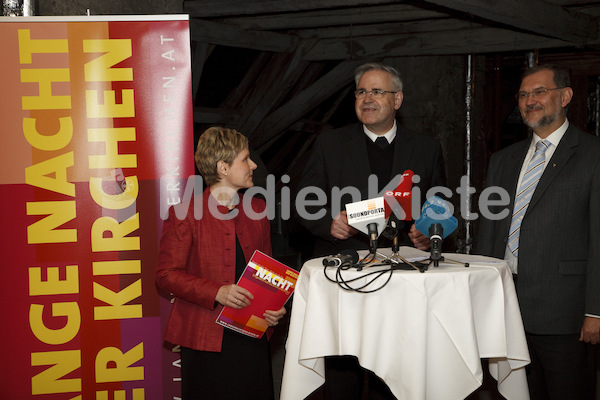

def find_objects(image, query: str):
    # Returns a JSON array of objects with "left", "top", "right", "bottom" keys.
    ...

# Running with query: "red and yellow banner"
[{"left": 0, "top": 15, "right": 194, "bottom": 399}]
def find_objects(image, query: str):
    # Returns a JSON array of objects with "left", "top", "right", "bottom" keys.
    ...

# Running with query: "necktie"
[
  {"left": 507, "top": 139, "right": 550, "bottom": 256},
  {"left": 375, "top": 136, "right": 388, "bottom": 149}
]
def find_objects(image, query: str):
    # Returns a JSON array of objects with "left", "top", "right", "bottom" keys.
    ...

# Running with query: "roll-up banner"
[{"left": 0, "top": 15, "right": 195, "bottom": 399}]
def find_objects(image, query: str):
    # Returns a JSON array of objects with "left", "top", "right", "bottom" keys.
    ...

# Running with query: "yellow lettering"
[
  {"left": 94, "top": 280, "right": 142, "bottom": 320},
  {"left": 29, "top": 265, "right": 79, "bottom": 296},
  {"left": 86, "top": 88, "right": 134, "bottom": 118},
  {"left": 83, "top": 39, "right": 133, "bottom": 83},
  {"left": 95, "top": 343, "right": 144, "bottom": 383},
  {"left": 21, "top": 68, "right": 71, "bottom": 110},
  {"left": 91, "top": 213, "right": 140, "bottom": 252},
  {"left": 23, "top": 116, "right": 73, "bottom": 151},
  {"left": 18, "top": 29, "right": 68, "bottom": 64},
  {"left": 30, "top": 302, "right": 80, "bottom": 345},
  {"left": 25, "top": 152, "right": 75, "bottom": 196},
  {"left": 93, "top": 260, "right": 141, "bottom": 275},
  {"left": 89, "top": 176, "right": 138, "bottom": 210},
  {"left": 26, "top": 201, "right": 76, "bottom": 244},
  {"left": 88, "top": 127, "right": 137, "bottom": 169},
  {"left": 31, "top": 350, "right": 81, "bottom": 395}
]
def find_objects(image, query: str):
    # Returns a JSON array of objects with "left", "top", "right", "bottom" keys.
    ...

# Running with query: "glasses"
[
  {"left": 515, "top": 87, "right": 564, "bottom": 101},
  {"left": 355, "top": 89, "right": 399, "bottom": 99}
]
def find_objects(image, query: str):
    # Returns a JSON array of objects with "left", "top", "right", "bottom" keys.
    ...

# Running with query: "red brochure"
[{"left": 216, "top": 251, "right": 298, "bottom": 338}]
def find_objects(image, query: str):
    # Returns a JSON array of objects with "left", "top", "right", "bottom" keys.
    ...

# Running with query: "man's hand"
[
  {"left": 408, "top": 224, "right": 430, "bottom": 250},
  {"left": 580, "top": 316, "right": 600, "bottom": 344},
  {"left": 330, "top": 211, "right": 358, "bottom": 240}
]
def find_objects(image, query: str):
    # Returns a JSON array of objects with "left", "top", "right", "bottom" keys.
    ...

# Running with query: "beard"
[{"left": 523, "top": 107, "right": 558, "bottom": 129}]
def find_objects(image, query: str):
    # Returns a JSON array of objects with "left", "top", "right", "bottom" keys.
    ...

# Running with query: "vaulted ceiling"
[{"left": 183, "top": 0, "right": 600, "bottom": 177}]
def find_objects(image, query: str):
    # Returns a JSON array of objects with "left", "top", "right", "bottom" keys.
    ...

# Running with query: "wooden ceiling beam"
[
  {"left": 189, "top": 19, "right": 297, "bottom": 53},
  {"left": 294, "top": 18, "right": 481, "bottom": 40},
  {"left": 420, "top": 0, "right": 597, "bottom": 44},
  {"left": 302, "top": 27, "right": 572, "bottom": 61},
  {"left": 221, "top": 5, "right": 447, "bottom": 30},
  {"left": 253, "top": 60, "right": 364, "bottom": 152}
]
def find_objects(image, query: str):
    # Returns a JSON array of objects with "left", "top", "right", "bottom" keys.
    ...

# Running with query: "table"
[{"left": 280, "top": 247, "right": 531, "bottom": 400}]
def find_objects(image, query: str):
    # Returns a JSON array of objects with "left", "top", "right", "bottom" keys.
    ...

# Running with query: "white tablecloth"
[{"left": 280, "top": 247, "right": 530, "bottom": 400}]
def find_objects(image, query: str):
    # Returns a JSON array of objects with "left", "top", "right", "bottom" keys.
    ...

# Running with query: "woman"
[{"left": 156, "top": 127, "right": 286, "bottom": 399}]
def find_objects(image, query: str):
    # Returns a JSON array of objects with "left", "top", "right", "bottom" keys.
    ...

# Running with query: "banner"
[{"left": 0, "top": 15, "right": 195, "bottom": 399}]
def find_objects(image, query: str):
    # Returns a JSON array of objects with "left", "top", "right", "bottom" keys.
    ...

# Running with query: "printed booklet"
[{"left": 216, "top": 250, "right": 298, "bottom": 339}]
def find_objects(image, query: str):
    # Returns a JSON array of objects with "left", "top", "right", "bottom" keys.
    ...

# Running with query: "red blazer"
[{"left": 156, "top": 188, "right": 272, "bottom": 351}]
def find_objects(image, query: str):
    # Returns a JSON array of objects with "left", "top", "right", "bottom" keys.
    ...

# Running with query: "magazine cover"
[{"left": 216, "top": 250, "right": 298, "bottom": 338}]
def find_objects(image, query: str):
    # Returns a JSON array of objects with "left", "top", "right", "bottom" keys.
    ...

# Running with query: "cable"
[{"left": 322, "top": 254, "right": 428, "bottom": 293}]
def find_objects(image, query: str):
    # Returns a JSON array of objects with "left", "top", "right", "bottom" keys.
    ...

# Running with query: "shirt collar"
[
  {"left": 532, "top": 119, "right": 569, "bottom": 148},
  {"left": 363, "top": 120, "right": 397, "bottom": 144}
]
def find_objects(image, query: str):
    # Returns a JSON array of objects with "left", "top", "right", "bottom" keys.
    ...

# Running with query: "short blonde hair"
[{"left": 195, "top": 127, "right": 249, "bottom": 186}]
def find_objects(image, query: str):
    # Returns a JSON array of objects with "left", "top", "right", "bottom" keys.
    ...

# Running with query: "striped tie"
[{"left": 507, "top": 140, "right": 550, "bottom": 256}]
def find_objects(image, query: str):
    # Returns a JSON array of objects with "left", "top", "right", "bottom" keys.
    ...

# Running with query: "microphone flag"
[
  {"left": 384, "top": 170, "right": 414, "bottom": 220},
  {"left": 415, "top": 196, "right": 458, "bottom": 239},
  {"left": 346, "top": 196, "right": 386, "bottom": 237}
]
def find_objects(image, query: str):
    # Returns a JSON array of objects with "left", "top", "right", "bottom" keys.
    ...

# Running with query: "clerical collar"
[{"left": 363, "top": 120, "right": 397, "bottom": 144}]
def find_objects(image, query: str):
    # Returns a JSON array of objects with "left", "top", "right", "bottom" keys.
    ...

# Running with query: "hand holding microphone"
[{"left": 330, "top": 211, "right": 359, "bottom": 240}]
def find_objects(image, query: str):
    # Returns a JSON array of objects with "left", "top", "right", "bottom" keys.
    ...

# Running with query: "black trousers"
[
  {"left": 305, "top": 355, "right": 396, "bottom": 400},
  {"left": 525, "top": 332, "right": 596, "bottom": 400}
]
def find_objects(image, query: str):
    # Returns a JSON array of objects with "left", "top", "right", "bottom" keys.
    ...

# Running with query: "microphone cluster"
[{"left": 344, "top": 169, "right": 458, "bottom": 266}]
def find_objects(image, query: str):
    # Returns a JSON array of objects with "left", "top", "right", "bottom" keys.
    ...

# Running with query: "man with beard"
[{"left": 477, "top": 64, "right": 600, "bottom": 399}]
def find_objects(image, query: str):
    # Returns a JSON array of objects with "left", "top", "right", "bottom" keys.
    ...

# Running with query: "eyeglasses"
[
  {"left": 515, "top": 87, "right": 564, "bottom": 101},
  {"left": 355, "top": 89, "right": 399, "bottom": 99}
]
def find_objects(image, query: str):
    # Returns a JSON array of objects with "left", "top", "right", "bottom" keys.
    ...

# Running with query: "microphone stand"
[
  {"left": 378, "top": 234, "right": 428, "bottom": 272},
  {"left": 425, "top": 223, "right": 469, "bottom": 269}
]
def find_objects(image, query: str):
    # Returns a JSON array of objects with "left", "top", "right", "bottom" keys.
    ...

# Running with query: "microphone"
[
  {"left": 384, "top": 170, "right": 413, "bottom": 221},
  {"left": 345, "top": 171, "right": 414, "bottom": 254},
  {"left": 322, "top": 249, "right": 360, "bottom": 267},
  {"left": 346, "top": 196, "right": 386, "bottom": 253},
  {"left": 367, "top": 222, "right": 378, "bottom": 254},
  {"left": 415, "top": 196, "right": 458, "bottom": 264},
  {"left": 415, "top": 196, "right": 457, "bottom": 238}
]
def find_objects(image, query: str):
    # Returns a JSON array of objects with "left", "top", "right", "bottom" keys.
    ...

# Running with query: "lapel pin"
[{"left": 553, "top": 163, "right": 556, "bottom": 167}]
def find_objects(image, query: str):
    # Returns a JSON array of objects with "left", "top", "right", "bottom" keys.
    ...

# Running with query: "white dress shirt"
[{"left": 504, "top": 119, "right": 569, "bottom": 274}]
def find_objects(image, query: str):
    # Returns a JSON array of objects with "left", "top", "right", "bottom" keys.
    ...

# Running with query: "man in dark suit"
[
  {"left": 294, "top": 62, "right": 446, "bottom": 400},
  {"left": 477, "top": 64, "right": 600, "bottom": 400},
  {"left": 295, "top": 62, "right": 446, "bottom": 258}
]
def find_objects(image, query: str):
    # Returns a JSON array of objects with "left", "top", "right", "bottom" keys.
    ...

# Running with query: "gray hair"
[
  {"left": 354, "top": 62, "right": 403, "bottom": 91},
  {"left": 522, "top": 64, "right": 571, "bottom": 89}
]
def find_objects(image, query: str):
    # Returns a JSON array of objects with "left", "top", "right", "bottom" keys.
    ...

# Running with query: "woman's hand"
[
  {"left": 264, "top": 307, "right": 287, "bottom": 327},
  {"left": 216, "top": 284, "right": 254, "bottom": 308}
]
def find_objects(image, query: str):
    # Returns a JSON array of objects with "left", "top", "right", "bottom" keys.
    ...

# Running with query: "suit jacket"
[
  {"left": 295, "top": 121, "right": 446, "bottom": 256},
  {"left": 477, "top": 124, "right": 600, "bottom": 334},
  {"left": 156, "top": 188, "right": 272, "bottom": 351}
]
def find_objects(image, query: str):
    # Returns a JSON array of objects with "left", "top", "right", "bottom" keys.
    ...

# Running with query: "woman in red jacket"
[{"left": 156, "top": 127, "right": 286, "bottom": 399}]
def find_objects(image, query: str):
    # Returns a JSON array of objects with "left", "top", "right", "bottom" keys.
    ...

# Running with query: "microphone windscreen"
[{"left": 415, "top": 196, "right": 458, "bottom": 238}]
